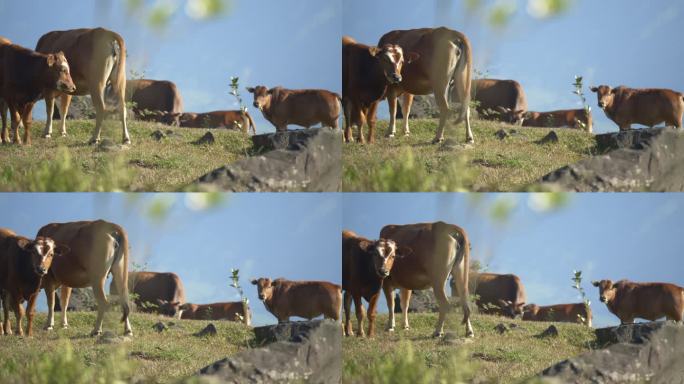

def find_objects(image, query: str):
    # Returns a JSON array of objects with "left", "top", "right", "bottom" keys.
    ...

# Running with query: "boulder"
[
  {"left": 193, "top": 131, "right": 216, "bottom": 145},
  {"left": 198, "top": 319, "right": 341, "bottom": 384},
  {"left": 54, "top": 288, "right": 97, "bottom": 312},
  {"left": 193, "top": 128, "right": 341, "bottom": 192},
  {"left": 396, "top": 95, "right": 439, "bottom": 119},
  {"left": 535, "top": 131, "right": 559, "bottom": 144},
  {"left": 536, "top": 325, "right": 559, "bottom": 338},
  {"left": 194, "top": 323, "right": 217, "bottom": 337},
  {"left": 394, "top": 289, "right": 439, "bottom": 313}
]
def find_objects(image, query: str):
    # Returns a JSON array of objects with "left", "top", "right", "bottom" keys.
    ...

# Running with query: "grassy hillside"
[
  {"left": 0, "top": 119, "right": 252, "bottom": 191},
  {"left": 343, "top": 312, "right": 596, "bottom": 384},
  {"left": 0, "top": 311, "right": 254, "bottom": 383},
  {"left": 343, "top": 119, "right": 597, "bottom": 191}
]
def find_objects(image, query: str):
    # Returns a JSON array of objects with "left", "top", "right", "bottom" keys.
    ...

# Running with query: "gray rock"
[
  {"left": 394, "top": 290, "right": 439, "bottom": 313},
  {"left": 536, "top": 130, "right": 559, "bottom": 144},
  {"left": 253, "top": 320, "right": 324, "bottom": 346},
  {"left": 536, "top": 325, "right": 559, "bottom": 338},
  {"left": 150, "top": 130, "right": 167, "bottom": 140},
  {"left": 54, "top": 288, "right": 97, "bottom": 312},
  {"left": 194, "top": 323, "right": 217, "bottom": 337},
  {"left": 152, "top": 322, "right": 168, "bottom": 333},
  {"left": 194, "top": 131, "right": 216, "bottom": 145},
  {"left": 396, "top": 95, "right": 440, "bottom": 119},
  {"left": 193, "top": 128, "right": 341, "bottom": 192},
  {"left": 495, "top": 129, "right": 509, "bottom": 140},
  {"left": 198, "top": 319, "right": 341, "bottom": 384},
  {"left": 494, "top": 323, "right": 509, "bottom": 334}
]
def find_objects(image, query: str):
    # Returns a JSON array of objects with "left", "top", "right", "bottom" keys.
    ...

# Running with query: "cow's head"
[
  {"left": 45, "top": 52, "right": 76, "bottom": 94},
  {"left": 358, "top": 239, "right": 410, "bottom": 278},
  {"left": 246, "top": 86, "right": 272, "bottom": 111},
  {"left": 369, "top": 44, "right": 419, "bottom": 85},
  {"left": 592, "top": 279, "right": 616, "bottom": 304},
  {"left": 522, "top": 303, "right": 539, "bottom": 317},
  {"left": 17, "top": 236, "right": 67, "bottom": 277},
  {"left": 156, "top": 299, "right": 182, "bottom": 317},
  {"left": 589, "top": 85, "right": 615, "bottom": 110},
  {"left": 496, "top": 107, "right": 526, "bottom": 125},
  {"left": 251, "top": 277, "right": 277, "bottom": 301},
  {"left": 497, "top": 299, "right": 525, "bottom": 318}
]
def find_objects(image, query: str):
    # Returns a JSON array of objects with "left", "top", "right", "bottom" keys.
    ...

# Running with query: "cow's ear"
[
  {"left": 589, "top": 86, "right": 598, "bottom": 93},
  {"left": 358, "top": 240, "right": 373, "bottom": 252},
  {"left": 250, "top": 279, "right": 258, "bottom": 285},
  {"left": 405, "top": 52, "right": 420, "bottom": 63},
  {"left": 46, "top": 54, "right": 56, "bottom": 67},
  {"left": 55, "top": 244, "right": 70, "bottom": 257},
  {"left": 396, "top": 246, "right": 412, "bottom": 258},
  {"left": 245, "top": 87, "right": 255, "bottom": 93},
  {"left": 368, "top": 46, "right": 380, "bottom": 57},
  {"left": 17, "top": 238, "right": 32, "bottom": 251},
  {"left": 591, "top": 280, "right": 600, "bottom": 287}
]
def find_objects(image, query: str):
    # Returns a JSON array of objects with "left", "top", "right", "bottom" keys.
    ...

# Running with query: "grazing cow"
[
  {"left": 37, "top": 220, "right": 132, "bottom": 336},
  {"left": 590, "top": 85, "right": 684, "bottom": 131},
  {"left": 110, "top": 271, "right": 186, "bottom": 318},
  {"left": 470, "top": 79, "right": 527, "bottom": 124},
  {"left": 0, "top": 42, "right": 76, "bottom": 144},
  {"left": 522, "top": 303, "right": 592, "bottom": 327},
  {"left": 175, "top": 110, "right": 256, "bottom": 133},
  {"left": 179, "top": 302, "right": 251, "bottom": 325},
  {"left": 251, "top": 278, "right": 342, "bottom": 322},
  {"left": 378, "top": 27, "right": 474, "bottom": 143},
  {"left": 472, "top": 273, "right": 526, "bottom": 318},
  {"left": 36, "top": 28, "right": 131, "bottom": 144},
  {"left": 0, "top": 228, "right": 65, "bottom": 336},
  {"left": 126, "top": 79, "right": 183, "bottom": 122},
  {"left": 592, "top": 279, "right": 684, "bottom": 324},
  {"left": 342, "top": 230, "right": 409, "bottom": 337},
  {"left": 246, "top": 86, "right": 340, "bottom": 131},
  {"left": 342, "top": 36, "right": 418, "bottom": 143},
  {"left": 380, "top": 221, "right": 474, "bottom": 338},
  {"left": 522, "top": 109, "right": 593, "bottom": 132}
]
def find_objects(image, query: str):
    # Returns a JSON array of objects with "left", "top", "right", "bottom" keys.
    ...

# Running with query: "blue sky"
[
  {"left": 0, "top": 0, "right": 341, "bottom": 134},
  {"left": 343, "top": 193, "right": 684, "bottom": 328},
  {"left": 0, "top": 193, "right": 341, "bottom": 326},
  {"left": 343, "top": 0, "right": 683, "bottom": 133}
]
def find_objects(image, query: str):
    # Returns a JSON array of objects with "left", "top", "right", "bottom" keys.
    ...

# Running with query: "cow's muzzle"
[
  {"left": 387, "top": 73, "right": 402, "bottom": 84},
  {"left": 258, "top": 294, "right": 265, "bottom": 300},
  {"left": 35, "top": 267, "right": 48, "bottom": 276},
  {"left": 253, "top": 102, "right": 261, "bottom": 109},
  {"left": 600, "top": 296, "right": 607, "bottom": 303},
  {"left": 598, "top": 102, "right": 605, "bottom": 109}
]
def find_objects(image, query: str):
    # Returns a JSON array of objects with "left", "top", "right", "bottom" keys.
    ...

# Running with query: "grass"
[
  {"left": 343, "top": 118, "right": 597, "bottom": 191},
  {"left": 343, "top": 312, "right": 596, "bottom": 384},
  {"left": 0, "top": 119, "right": 252, "bottom": 191},
  {"left": 0, "top": 311, "right": 254, "bottom": 383}
]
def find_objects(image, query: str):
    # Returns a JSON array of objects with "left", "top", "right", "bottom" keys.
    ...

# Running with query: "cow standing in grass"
[
  {"left": 593, "top": 279, "right": 684, "bottom": 324},
  {"left": 251, "top": 277, "right": 342, "bottom": 322}
]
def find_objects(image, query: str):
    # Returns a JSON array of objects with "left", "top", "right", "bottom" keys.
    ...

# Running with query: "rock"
[
  {"left": 251, "top": 129, "right": 326, "bottom": 153},
  {"left": 494, "top": 129, "right": 509, "bottom": 140},
  {"left": 394, "top": 290, "right": 439, "bottom": 313},
  {"left": 541, "top": 321, "right": 684, "bottom": 383},
  {"left": 396, "top": 95, "right": 439, "bottom": 119},
  {"left": 535, "top": 130, "right": 559, "bottom": 144},
  {"left": 97, "top": 331, "right": 131, "bottom": 344},
  {"left": 536, "top": 325, "right": 559, "bottom": 338},
  {"left": 96, "top": 138, "right": 126, "bottom": 152},
  {"left": 494, "top": 323, "right": 509, "bottom": 334},
  {"left": 198, "top": 319, "right": 341, "bottom": 384},
  {"left": 152, "top": 322, "right": 168, "bottom": 333},
  {"left": 54, "top": 288, "right": 97, "bottom": 312},
  {"left": 538, "top": 127, "right": 684, "bottom": 191},
  {"left": 253, "top": 320, "right": 325, "bottom": 346},
  {"left": 194, "top": 323, "right": 217, "bottom": 337},
  {"left": 193, "top": 131, "right": 215, "bottom": 145},
  {"left": 193, "top": 128, "right": 341, "bottom": 192},
  {"left": 150, "top": 130, "right": 167, "bottom": 140}
]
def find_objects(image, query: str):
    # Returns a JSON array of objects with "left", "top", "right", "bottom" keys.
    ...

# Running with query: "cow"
[
  {"left": 592, "top": 279, "right": 684, "bottom": 324},
  {"left": 110, "top": 271, "right": 186, "bottom": 318},
  {"left": 0, "top": 228, "right": 66, "bottom": 336},
  {"left": 251, "top": 278, "right": 342, "bottom": 322},
  {"left": 470, "top": 79, "right": 527, "bottom": 124},
  {"left": 342, "top": 36, "right": 418, "bottom": 143},
  {"left": 37, "top": 220, "right": 132, "bottom": 336},
  {"left": 0, "top": 42, "right": 75, "bottom": 144},
  {"left": 246, "top": 86, "right": 340, "bottom": 132},
  {"left": 342, "top": 230, "right": 410, "bottom": 337},
  {"left": 472, "top": 273, "right": 527, "bottom": 318},
  {"left": 0, "top": 36, "right": 10, "bottom": 144},
  {"left": 522, "top": 109, "right": 593, "bottom": 132},
  {"left": 175, "top": 110, "right": 256, "bottom": 134},
  {"left": 590, "top": 85, "right": 684, "bottom": 131},
  {"left": 126, "top": 79, "right": 183, "bottom": 121},
  {"left": 379, "top": 221, "right": 474, "bottom": 338},
  {"left": 378, "top": 27, "right": 474, "bottom": 144},
  {"left": 36, "top": 28, "right": 131, "bottom": 144},
  {"left": 179, "top": 302, "right": 251, "bottom": 325},
  {"left": 522, "top": 303, "right": 592, "bottom": 327}
]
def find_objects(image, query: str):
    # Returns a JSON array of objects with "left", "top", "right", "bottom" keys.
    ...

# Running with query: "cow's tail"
[
  {"left": 450, "top": 32, "right": 472, "bottom": 123},
  {"left": 245, "top": 111, "right": 256, "bottom": 135},
  {"left": 450, "top": 225, "right": 471, "bottom": 324},
  {"left": 109, "top": 226, "right": 130, "bottom": 323},
  {"left": 107, "top": 32, "right": 127, "bottom": 111}
]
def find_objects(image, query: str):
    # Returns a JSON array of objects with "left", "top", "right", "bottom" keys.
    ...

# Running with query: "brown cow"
[
  {"left": 246, "top": 86, "right": 340, "bottom": 131},
  {"left": 592, "top": 279, "right": 684, "bottom": 324},
  {"left": 251, "top": 278, "right": 342, "bottom": 322},
  {"left": 0, "top": 42, "right": 75, "bottom": 144},
  {"left": 342, "top": 230, "right": 409, "bottom": 337},
  {"left": 0, "top": 36, "right": 10, "bottom": 143},
  {"left": 522, "top": 303, "right": 592, "bottom": 327},
  {"left": 342, "top": 36, "right": 418, "bottom": 143},
  {"left": 522, "top": 109, "right": 593, "bottom": 132},
  {"left": 36, "top": 28, "right": 131, "bottom": 144},
  {"left": 379, "top": 27, "right": 474, "bottom": 143},
  {"left": 126, "top": 79, "right": 183, "bottom": 120},
  {"left": 0, "top": 228, "right": 65, "bottom": 336},
  {"left": 176, "top": 110, "right": 256, "bottom": 133},
  {"left": 380, "top": 221, "right": 474, "bottom": 338},
  {"left": 471, "top": 79, "right": 527, "bottom": 124},
  {"left": 110, "top": 271, "right": 186, "bottom": 318},
  {"left": 590, "top": 85, "right": 684, "bottom": 131},
  {"left": 472, "top": 273, "right": 527, "bottom": 318},
  {"left": 179, "top": 301, "right": 251, "bottom": 325},
  {"left": 37, "top": 220, "right": 132, "bottom": 336}
]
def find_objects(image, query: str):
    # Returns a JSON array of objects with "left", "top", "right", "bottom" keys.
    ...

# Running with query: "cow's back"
[
  {"left": 128, "top": 79, "right": 183, "bottom": 114},
  {"left": 129, "top": 271, "right": 185, "bottom": 305},
  {"left": 271, "top": 88, "right": 340, "bottom": 127},
  {"left": 475, "top": 273, "right": 524, "bottom": 304},
  {"left": 275, "top": 280, "right": 341, "bottom": 320},
  {"left": 472, "top": 79, "right": 527, "bottom": 112}
]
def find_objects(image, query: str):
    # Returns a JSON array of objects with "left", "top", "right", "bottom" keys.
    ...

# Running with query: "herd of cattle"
[{"left": 342, "top": 27, "right": 684, "bottom": 144}]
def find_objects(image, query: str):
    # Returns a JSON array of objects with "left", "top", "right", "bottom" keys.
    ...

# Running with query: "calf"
[
  {"left": 0, "top": 228, "right": 65, "bottom": 336},
  {"left": 342, "top": 230, "right": 408, "bottom": 337},
  {"left": 0, "top": 42, "right": 75, "bottom": 144},
  {"left": 176, "top": 110, "right": 256, "bottom": 134},
  {"left": 251, "top": 278, "right": 341, "bottom": 322},
  {"left": 246, "top": 86, "right": 340, "bottom": 131},
  {"left": 522, "top": 109, "right": 592, "bottom": 132},
  {"left": 592, "top": 279, "right": 684, "bottom": 324},
  {"left": 522, "top": 303, "right": 592, "bottom": 327},
  {"left": 473, "top": 273, "right": 526, "bottom": 318},
  {"left": 590, "top": 85, "right": 684, "bottom": 131},
  {"left": 180, "top": 302, "right": 251, "bottom": 325}
]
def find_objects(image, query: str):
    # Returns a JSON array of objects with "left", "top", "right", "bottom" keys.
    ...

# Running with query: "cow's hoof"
[
  {"left": 386, "top": 133, "right": 395, "bottom": 138},
  {"left": 466, "top": 331, "right": 475, "bottom": 338},
  {"left": 124, "top": 330, "right": 133, "bottom": 337},
  {"left": 404, "top": 326, "right": 410, "bottom": 331},
  {"left": 123, "top": 138, "right": 131, "bottom": 145},
  {"left": 386, "top": 327, "right": 395, "bottom": 332},
  {"left": 60, "top": 132, "right": 67, "bottom": 137},
  {"left": 62, "top": 325, "right": 69, "bottom": 329},
  {"left": 432, "top": 331, "right": 444, "bottom": 338},
  {"left": 90, "top": 330, "right": 102, "bottom": 337},
  {"left": 88, "top": 138, "right": 100, "bottom": 145},
  {"left": 466, "top": 138, "right": 475, "bottom": 144},
  {"left": 404, "top": 132, "right": 410, "bottom": 137},
  {"left": 431, "top": 137, "right": 444, "bottom": 144},
  {"left": 45, "top": 326, "right": 54, "bottom": 331},
  {"left": 43, "top": 134, "right": 51, "bottom": 139}
]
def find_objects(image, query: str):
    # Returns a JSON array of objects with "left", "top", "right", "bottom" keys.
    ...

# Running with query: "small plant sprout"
[
  {"left": 571, "top": 269, "right": 591, "bottom": 325},
  {"left": 572, "top": 75, "right": 591, "bottom": 132},
  {"left": 230, "top": 268, "right": 249, "bottom": 323},
  {"left": 229, "top": 76, "right": 248, "bottom": 114}
]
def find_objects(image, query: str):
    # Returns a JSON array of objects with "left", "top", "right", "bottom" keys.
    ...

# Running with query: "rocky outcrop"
[
  {"left": 193, "top": 128, "right": 341, "bottom": 192},
  {"left": 394, "top": 290, "right": 439, "bottom": 313},
  {"left": 54, "top": 288, "right": 97, "bottom": 312}
]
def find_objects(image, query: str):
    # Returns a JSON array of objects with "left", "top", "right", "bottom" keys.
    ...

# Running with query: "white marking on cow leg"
[
  {"left": 44, "top": 287, "right": 56, "bottom": 330},
  {"left": 60, "top": 286, "right": 72, "bottom": 328},
  {"left": 384, "top": 285, "right": 396, "bottom": 331},
  {"left": 120, "top": 98, "right": 131, "bottom": 145},
  {"left": 386, "top": 94, "right": 399, "bottom": 138},
  {"left": 59, "top": 94, "right": 72, "bottom": 137},
  {"left": 44, "top": 96, "right": 55, "bottom": 138},
  {"left": 464, "top": 107, "right": 474, "bottom": 143},
  {"left": 402, "top": 94, "right": 414, "bottom": 136},
  {"left": 400, "top": 289, "right": 411, "bottom": 330}
]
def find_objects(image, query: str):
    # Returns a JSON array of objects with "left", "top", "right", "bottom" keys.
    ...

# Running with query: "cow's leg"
[
  {"left": 452, "top": 258, "right": 474, "bottom": 338},
  {"left": 110, "top": 252, "right": 133, "bottom": 336},
  {"left": 352, "top": 294, "right": 366, "bottom": 337},
  {"left": 432, "top": 81, "right": 453, "bottom": 144},
  {"left": 356, "top": 104, "right": 366, "bottom": 144},
  {"left": 88, "top": 84, "right": 108, "bottom": 145},
  {"left": 20, "top": 103, "right": 34, "bottom": 145},
  {"left": 0, "top": 99, "right": 8, "bottom": 143},
  {"left": 343, "top": 291, "right": 353, "bottom": 336},
  {"left": 91, "top": 278, "right": 109, "bottom": 336},
  {"left": 44, "top": 281, "right": 58, "bottom": 331},
  {"left": 26, "top": 293, "right": 39, "bottom": 337},
  {"left": 399, "top": 288, "right": 412, "bottom": 330},
  {"left": 383, "top": 283, "right": 396, "bottom": 331},
  {"left": 59, "top": 287, "right": 72, "bottom": 329},
  {"left": 343, "top": 100, "right": 353, "bottom": 143},
  {"left": 401, "top": 94, "right": 414, "bottom": 136},
  {"left": 366, "top": 102, "right": 379, "bottom": 144},
  {"left": 385, "top": 89, "right": 399, "bottom": 138},
  {"left": 43, "top": 93, "right": 56, "bottom": 138},
  {"left": 117, "top": 88, "right": 131, "bottom": 145},
  {"left": 367, "top": 292, "right": 381, "bottom": 337},
  {"left": 58, "top": 94, "right": 72, "bottom": 137},
  {"left": 2, "top": 291, "right": 11, "bottom": 335},
  {"left": 432, "top": 282, "right": 450, "bottom": 338},
  {"left": 8, "top": 104, "right": 21, "bottom": 145},
  {"left": 12, "top": 296, "right": 25, "bottom": 336}
]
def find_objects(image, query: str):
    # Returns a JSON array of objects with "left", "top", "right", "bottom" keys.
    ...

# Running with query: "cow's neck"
[{"left": 17, "top": 254, "right": 42, "bottom": 299}]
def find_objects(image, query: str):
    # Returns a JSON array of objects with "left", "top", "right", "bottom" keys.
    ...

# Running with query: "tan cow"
[
  {"left": 592, "top": 279, "right": 684, "bottom": 324},
  {"left": 590, "top": 85, "right": 684, "bottom": 130},
  {"left": 110, "top": 271, "right": 186, "bottom": 318},
  {"left": 380, "top": 221, "right": 474, "bottom": 338},
  {"left": 378, "top": 27, "right": 474, "bottom": 143},
  {"left": 251, "top": 278, "right": 342, "bottom": 322},
  {"left": 470, "top": 79, "right": 527, "bottom": 125},
  {"left": 246, "top": 86, "right": 341, "bottom": 131},
  {"left": 522, "top": 109, "right": 593, "bottom": 132},
  {"left": 473, "top": 273, "right": 527, "bottom": 318},
  {"left": 37, "top": 220, "right": 132, "bottom": 336},
  {"left": 176, "top": 110, "right": 256, "bottom": 134},
  {"left": 0, "top": 36, "right": 10, "bottom": 142},
  {"left": 36, "top": 28, "right": 131, "bottom": 144},
  {"left": 523, "top": 303, "right": 592, "bottom": 327},
  {"left": 126, "top": 79, "right": 183, "bottom": 120},
  {"left": 180, "top": 302, "right": 251, "bottom": 325}
]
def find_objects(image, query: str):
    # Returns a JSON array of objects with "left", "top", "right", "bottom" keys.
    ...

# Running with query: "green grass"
[
  {"left": 0, "top": 119, "right": 252, "bottom": 191},
  {"left": 343, "top": 312, "right": 596, "bottom": 384},
  {"left": 343, "top": 119, "right": 597, "bottom": 191},
  {"left": 0, "top": 311, "right": 254, "bottom": 383}
]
